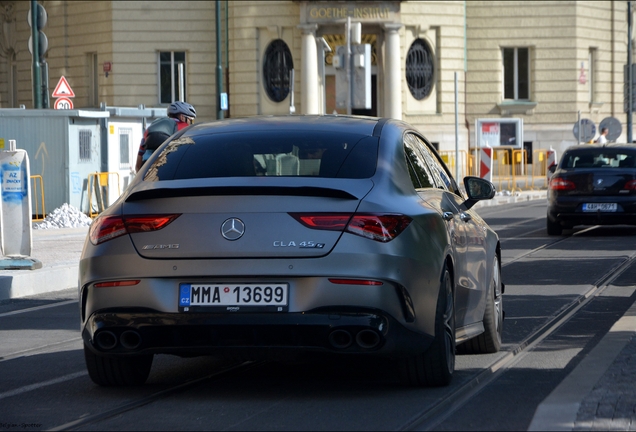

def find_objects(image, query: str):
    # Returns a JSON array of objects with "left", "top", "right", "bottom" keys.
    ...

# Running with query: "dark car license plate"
[{"left": 582, "top": 203, "right": 617, "bottom": 212}]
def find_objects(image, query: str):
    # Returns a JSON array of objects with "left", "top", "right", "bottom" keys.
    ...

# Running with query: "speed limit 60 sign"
[{"left": 54, "top": 97, "right": 73, "bottom": 110}]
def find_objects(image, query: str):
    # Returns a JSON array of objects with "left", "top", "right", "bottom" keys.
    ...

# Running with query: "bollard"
[{"left": 0, "top": 139, "right": 42, "bottom": 269}]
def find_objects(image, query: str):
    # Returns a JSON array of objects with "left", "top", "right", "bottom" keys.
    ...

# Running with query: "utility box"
[
  {"left": 0, "top": 107, "right": 168, "bottom": 218},
  {"left": 0, "top": 108, "right": 108, "bottom": 216}
]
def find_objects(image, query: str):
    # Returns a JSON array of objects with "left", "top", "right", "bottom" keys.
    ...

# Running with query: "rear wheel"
[
  {"left": 400, "top": 265, "right": 455, "bottom": 387},
  {"left": 84, "top": 344, "right": 153, "bottom": 386},
  {"left": 547, "top": 217, "right": 562, "bottom": 236},
  {"left": 457, "top": 256, "right": 503, "bottom": 354}
]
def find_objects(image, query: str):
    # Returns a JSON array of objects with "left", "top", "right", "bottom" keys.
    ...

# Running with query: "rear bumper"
[
  {"left": 548, "top": 196, "right": 636, "bottom": 227},
  {"left": 82, "top": 308, "right": 433, "bottom": 358}
]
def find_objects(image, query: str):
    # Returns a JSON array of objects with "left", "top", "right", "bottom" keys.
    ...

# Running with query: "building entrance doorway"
[{"left": 322, "top": 34, "right": 377, "bottom": 117}]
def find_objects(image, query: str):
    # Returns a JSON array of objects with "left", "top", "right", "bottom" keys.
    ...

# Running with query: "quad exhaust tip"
[
  {"left": 95, "top": 329, "right": 142, "bottom": 351},
  {"left": 95, "top": 330, "right": 117, "bottom": 350},
  {"left": 355, "top": 329, "right": 381, "bottom": 349},
  {"left": 328, "top": 329, "right": 353, "bottom": 349},
  {"left": 120, "top": 330, "right": 142, "bottom": 350},
  {"left": 328, "top": 329, "right": 382, "bottom": 350}
]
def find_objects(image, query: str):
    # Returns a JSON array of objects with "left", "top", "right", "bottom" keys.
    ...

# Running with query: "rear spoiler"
[{"left": 126, "top": 186, "right": 359, "bottom": 202}]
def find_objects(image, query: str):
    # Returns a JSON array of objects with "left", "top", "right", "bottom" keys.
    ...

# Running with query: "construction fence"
[{"left": 441, "top": 147, "right": 551, "bottom": 192}]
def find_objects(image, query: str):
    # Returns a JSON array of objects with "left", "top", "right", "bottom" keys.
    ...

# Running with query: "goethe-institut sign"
[{"left": 301, "top": 2, "right": 400, "bottom": 23}]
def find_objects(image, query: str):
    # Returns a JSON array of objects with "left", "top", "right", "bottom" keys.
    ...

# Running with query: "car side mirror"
[
  {"left": 547, "top": 164, "right": 557, "bottom": 178},
  {"left": 462, "top": 176, "right": 496, "bottom": 210}
]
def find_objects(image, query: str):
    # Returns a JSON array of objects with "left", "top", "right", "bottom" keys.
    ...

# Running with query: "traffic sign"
[
  {"left": 52, "top": 76, "right": 75, "bottom": 98},
  {"left": 599, "top": 117, "right": 622, "bottom": 141},
  {"left": 54, "top": 97, "right": 73, "bottom": 110},
  {"left": 573, "top": 119, "right": 596, "bottom": 143}
]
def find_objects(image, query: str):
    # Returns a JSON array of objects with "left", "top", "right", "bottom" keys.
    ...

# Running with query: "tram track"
[
  {"left": 400, "top": 228, "right": 636, "bottom": 431},
  {"left": 47, "top": 361, "right": 261, "bottom": 432}
]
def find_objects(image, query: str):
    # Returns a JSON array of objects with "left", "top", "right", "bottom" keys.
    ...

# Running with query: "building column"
[
  {"left": 298, "top": 24, "right": 320, "bottom": 115},
  {"left": 382, "top": 23, "right": 403, "bottom": 120}
]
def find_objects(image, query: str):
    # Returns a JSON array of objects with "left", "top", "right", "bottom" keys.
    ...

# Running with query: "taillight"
[
  {"left": 291, "top": 214, "right": 352, "bottom": 231},
  {"left": 549, "top": 177, "right": 576, "bottom": 191},
  {"left": 290, "top": 213, "right": 412, "bottom": 242},
  {"left": 89, "top": 214, "right": 181, "bottom": 245},
  {"left": 625, "top": 180, "right": 636, "bottom": 190},
  {"left": 347, "top": 215, "right": 412, "bottom": 242}
]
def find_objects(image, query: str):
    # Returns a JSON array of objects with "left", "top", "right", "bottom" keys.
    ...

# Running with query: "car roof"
[
  {"left": 185, "top": 115, "right": 383, "bottom": 137},
  {"left": 563, "top": 143, "right": 636, "bottom": 152}
]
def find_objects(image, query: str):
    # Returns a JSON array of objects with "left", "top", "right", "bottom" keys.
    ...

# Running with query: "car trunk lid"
[{"left": 122, "top": 179, "right": 374, "bottom": 259}]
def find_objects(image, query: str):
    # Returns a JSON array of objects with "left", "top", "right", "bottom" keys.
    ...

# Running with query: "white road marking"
[
  {"left": 0, "top": 300, "right": 76, "bottom": 318},
  {"left": 0, "top": 371, "right": 87, "bottom": 401}
]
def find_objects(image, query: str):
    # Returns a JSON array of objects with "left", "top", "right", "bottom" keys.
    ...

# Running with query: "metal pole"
[
  {"left": 31, "top": 0, "right": 41, "bottom": 109},
  {"left": 345, "top": 17, "right": 351, "bottom": 116},
  {"left": 578, "top": 110, "right": 581, "bottom": 144},
  {"left": 216, "top": 0, "right": 224, "bottom": 119},
  {"left": 454, "top": 72, "right": 459, "bottom": 181},
  {"left": 629, "top": 1, "right": 633, "bottom": 142},
  {"left": 225, "top": 0, "right": 229, "bottom": 117}
]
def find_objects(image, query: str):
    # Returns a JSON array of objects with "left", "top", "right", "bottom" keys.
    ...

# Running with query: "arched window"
[
  {"left": 262, "top": 39, "right": 293, "bottom": 102},
  {"left": 406, "top": 39, "right": 435, "bottom": 100}
]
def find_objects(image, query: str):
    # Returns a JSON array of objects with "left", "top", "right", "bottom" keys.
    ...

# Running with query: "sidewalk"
[{"left": 0, "top": 226, "right": 88, "bottom": 301}]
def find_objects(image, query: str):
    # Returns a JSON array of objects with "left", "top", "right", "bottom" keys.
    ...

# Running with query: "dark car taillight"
[
  {"left": 549, "top": 177, "right": 576, "bottom": 191},
  {"left": 625, "top": 180, "right": 636, "bottom": 190},
  {"left": 89, "top": 214, "right": 181, "bottom": 245},
  {"left": 290, "top": 213, "right": 412, "bottom": 242}
]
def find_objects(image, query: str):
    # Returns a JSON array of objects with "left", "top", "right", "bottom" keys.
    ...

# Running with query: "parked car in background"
[
  {"left": 547, "top": 144, "right": 636, "bottom": 235},
  {"left": 79, "top": 115, "right": 503, "bottom": 388}
]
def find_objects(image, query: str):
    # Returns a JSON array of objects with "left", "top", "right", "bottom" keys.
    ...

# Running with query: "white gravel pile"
[{"left": 32, "top": 203, "right": 94, "bottom": 229}]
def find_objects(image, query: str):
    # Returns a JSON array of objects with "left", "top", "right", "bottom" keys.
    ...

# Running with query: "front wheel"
[
  {"left": 457, "top": 255, "right": 503, "bottom": 354},
  {"left": 400, "top": 265, "right": 455, "bottom": 387},
  {"left": 84, "top": 344, "right": 153, "bottom": 386}
]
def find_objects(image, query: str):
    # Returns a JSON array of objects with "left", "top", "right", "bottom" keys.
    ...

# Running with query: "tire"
[
  {"left": 84, "top": 343, "right": 153, "bottom": 386},
  {"left": 457, "top": 255, "right": 503, "bottom": 354},
  {"left": 400, "top": 265, "right": 455, "bottom": 387},
  {"left": 547, "top": 217, "right": 562, "bottom": 236}
]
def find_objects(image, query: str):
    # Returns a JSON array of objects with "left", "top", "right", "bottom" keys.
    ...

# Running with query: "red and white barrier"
[{"left": 479, "top": 147, "right": 492, "bottom": 182}]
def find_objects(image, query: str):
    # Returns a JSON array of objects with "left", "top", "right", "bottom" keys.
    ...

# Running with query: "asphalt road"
[{"left": 1, "top": 199, "right": 635, "bottom": 431}]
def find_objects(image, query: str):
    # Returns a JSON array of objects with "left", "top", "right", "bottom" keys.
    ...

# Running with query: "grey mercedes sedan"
[{"left": 79, "top": 115, "right": 503, "bottom": 388}]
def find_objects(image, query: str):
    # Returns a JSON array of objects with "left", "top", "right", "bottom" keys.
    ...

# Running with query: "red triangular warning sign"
[{"left": 52, "top": 76, "right": 75, "bottom": 98}]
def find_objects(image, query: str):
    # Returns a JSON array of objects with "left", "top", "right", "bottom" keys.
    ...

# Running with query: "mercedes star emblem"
[{"left": 221, "top": 218, "right": 245, "bottom": 241}]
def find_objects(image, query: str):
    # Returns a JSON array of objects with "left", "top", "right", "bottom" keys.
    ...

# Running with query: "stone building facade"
[{"left": 0, "top": 0, "right": 630, "bottom": 162}]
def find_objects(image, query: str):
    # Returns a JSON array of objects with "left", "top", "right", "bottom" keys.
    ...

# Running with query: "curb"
[{"left": 0, "top": 265, "right": 78, "bottom": 301}]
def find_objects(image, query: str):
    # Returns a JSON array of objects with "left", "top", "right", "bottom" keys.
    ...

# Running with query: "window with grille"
[
  {"left": 79, "top": 129, "right": 92, "bottom": 162},
  {"left": 119, "top": 128, "right": 132, "bottom": 168},
  {"left": 159, "top": 51, "right": 187, "bottom": 104},
  {"left": 262, "top": 39, "right": 293, "bottom": 102},
  {"left": 503, "top": 47, "right": 530, "bottom": 100},
  {"left": 406, "top": 39, "right": 435, "bottom": 100}
]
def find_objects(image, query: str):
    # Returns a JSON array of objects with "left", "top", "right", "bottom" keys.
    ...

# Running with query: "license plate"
[
  {"left": 179, "top": 283, "right": 288, "bottom": 311},
  {"left": 582, "top": 203, "right": 617, "bottom": 212}
]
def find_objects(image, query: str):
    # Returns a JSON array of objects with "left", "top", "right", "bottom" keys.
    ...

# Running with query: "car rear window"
[
  {"left": 561, "top": 150, "right": 636, "bottom": 169},
  {"left": 143, "top": 131, "right": 378, "bottom": 181}
]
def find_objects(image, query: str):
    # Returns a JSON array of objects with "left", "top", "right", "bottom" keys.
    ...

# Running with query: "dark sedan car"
[
  {"left": 79, "top": 115, "right": 503, "bottom": 388},
  {"left": 547, "top": 144, "right": 636, "bottom": 235}
]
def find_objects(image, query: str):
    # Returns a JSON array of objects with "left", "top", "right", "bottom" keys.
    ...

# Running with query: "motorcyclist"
[{"left": 135, "top": 101, "right": 196, "bottom": 172}]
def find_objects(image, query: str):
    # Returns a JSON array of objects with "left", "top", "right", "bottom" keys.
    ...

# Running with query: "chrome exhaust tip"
[
  {"left": 95, "top": 330, "right": 117, "bottom": 350},
  {"left": 328, "top": 329, "right": 353, "bottom": 349},
  {"left": 120, "top": 330, "right": 142, "bottom": 350},
  {"left": 355, "top": 329, "right": 381, "bottom": 349}
]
